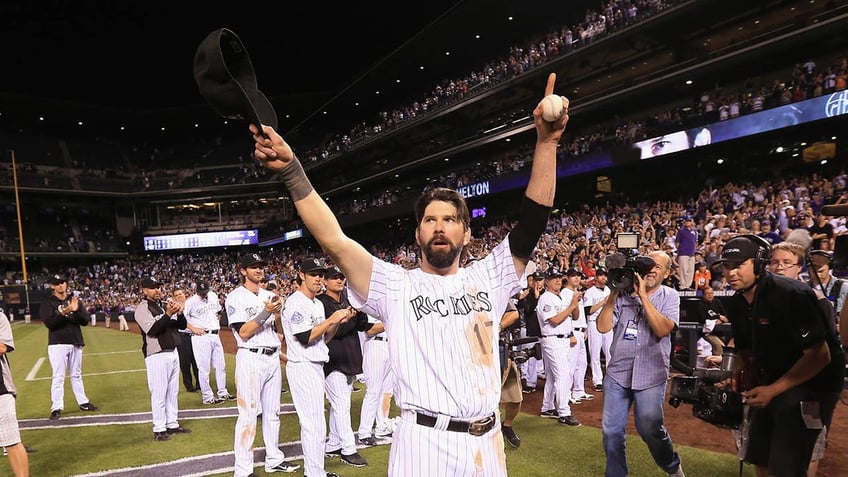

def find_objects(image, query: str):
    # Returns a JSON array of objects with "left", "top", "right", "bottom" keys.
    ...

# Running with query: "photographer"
[
  {"left": 518, "top": 271, "right": 544, "bottom": 393},
  {"left": 499, "top": 300, "right": 525, "bottom": 448},
  {"left": 718, "top": 235, "right": 844, "bottom": 477},
  {"left": 597, "top": 251, "right": 685, "bottom": 477}
]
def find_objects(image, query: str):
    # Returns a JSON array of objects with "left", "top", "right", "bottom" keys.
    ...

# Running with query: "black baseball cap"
[
  {"left": 326, "top": 265, "right": 345, "bottom": 278},
  {"left": 595, "top": 267, "right": 608, "bottom": 276},
  {"left": 565, "top": 267, "right": 585, "bottom": 278},
  {"left": 545, "top": 268, "right": 563, "bottom": 279},
  {"left": 48, "top": 274, "right": 67, "bottom": 285},
  {"left": 141, "top": 277, "right": 162, "bottom": 289},
  {"left": 716, "top": 236, "right": 761, "bottom": 264},
  {"left": 196, "top": 282, "right": 210, "bottom": 293},
  {"left": 530, "top": 270, "right": 545, "bottom": 280},
  {"left": 238, "top": 253, "right": 266, "bottom": 269},
  {"left": 300, "top": 257, "right": 328, "bottom": 273}
]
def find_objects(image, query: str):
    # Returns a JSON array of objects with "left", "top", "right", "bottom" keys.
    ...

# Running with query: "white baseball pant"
[
  {"left": 233, "top": 349, "right": 285, "bottom": 477},
  {"left": 587, "top": 320, "right": 612, "bottom": 387},
  {"left": 118, "top": 314, "right": 129, "bottom": 331},
  {"left": 144, "top": 349, "right": 180, "bottom": 433},
  {"left": 569, "top": 329, "right": 588, "bottom": 397},
  {"left": 286, "top": 360, "right": 327, "bottom": 477},
  {"left": 390, "top": 410, "right": 506, "bottom": 476},
  {"left": 48, "top": 344, "right": 90, "bottom": 411},
  {"left": 192, "top": 333, "right": 228, "bottom": 401},
  {"left": 518, "top": 327, "right": 542, "bottom": 388},
  {"left": 357, "top": 338, "right": 394, "bottom": 438},
  {"left": 540, "top": 336, "right": 573, "bottom": 416},
  {"left": 325, "top": 371, "right": 357, "bottom": 454}
]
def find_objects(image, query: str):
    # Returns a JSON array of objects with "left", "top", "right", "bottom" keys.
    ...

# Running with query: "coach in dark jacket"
[
  {"left": 40, "top": 273, "right": 98, "bottom": 420},
  {"left": 317, "top": 266, "right": 371, "bottom": 466},
  {"left": 135, "top": 276, "right": 191, "bottom": 441}
]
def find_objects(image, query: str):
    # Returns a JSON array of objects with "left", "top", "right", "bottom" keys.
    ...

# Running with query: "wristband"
[
  {"left": 253, "top": 309, "right": 272, "bottom": 326},
  {"left": 279, "top": 155, "right": 315, "bottom": 201}
]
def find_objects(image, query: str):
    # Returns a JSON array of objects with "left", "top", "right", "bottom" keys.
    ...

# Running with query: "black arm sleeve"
[
  {"left": 295, "top": 329, "right": 311, "bottom": 346},
  {"left": 508, "top": 196, "right": 551, "bottom": 260}
]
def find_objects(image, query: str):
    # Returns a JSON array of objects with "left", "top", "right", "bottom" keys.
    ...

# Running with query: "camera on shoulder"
[
  {"left": 498, "top": 328, "right": 542, "bottom": 373},
  {"left": 604, "top": 232, "right": 655, "bottom": 290}
]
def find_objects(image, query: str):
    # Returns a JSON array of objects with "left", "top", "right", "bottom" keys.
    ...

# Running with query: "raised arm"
[
  {"left": 510, "top": 73, "right": 570, "bottom": 277},
  {"left": 251, "top": 125, "right": 373, "bottom": 298}
]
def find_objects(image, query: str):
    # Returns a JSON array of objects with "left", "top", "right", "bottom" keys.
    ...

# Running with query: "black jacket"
[
  {"left": 41, "top": 294, "right": 89, "bottom": 346},
  {"left": 318, "top": 290, "right": 372, "bottom": 378}
]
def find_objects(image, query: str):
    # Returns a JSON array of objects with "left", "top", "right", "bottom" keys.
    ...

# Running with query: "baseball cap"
[
  {"left": 595, "top": 267, "right": 608, "bottom": 276},
  {"left": 565, "top": 267, "right": 584, "bottom": 278},
  {"left": 715, "top": 236, "right": 761, "bottom": 264},
  {"left": 196, "top": 282, "right": 210, "bottom": 293},
  {"left": 266, "top": 282, "right": 278, "bottom": 291},
  {"left": 530, "top": 270, "right": 545, "bottom": 280},
  {"left": 545, "top": 268, "right": 563, "bottom": 279},
  {"left": 141, "top": 277, "right": 162, "bottom": 289},
  {"left": 809, "top": 250, "right": 833, "bottom": 267},
  {"left": 48, "top": 274, "right": 67, "bottom": 285},
  {"left": 238, "top": 253, "right": 266, "bottom": 269},
  {"left": 300, "top": 257, "right": 328, "bottom": 273},
  {"left": 326, "top": 265, "right": 345, "bottom": 278}
]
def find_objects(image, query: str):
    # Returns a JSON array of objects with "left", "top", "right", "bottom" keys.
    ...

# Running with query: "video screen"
[{"left": 143, "top": 229, "right": 259, "bottom": 251}]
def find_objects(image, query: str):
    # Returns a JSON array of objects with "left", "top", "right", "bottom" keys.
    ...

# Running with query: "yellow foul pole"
[{"left": 10, "top": 150, "right": 30, "bottom": 298}]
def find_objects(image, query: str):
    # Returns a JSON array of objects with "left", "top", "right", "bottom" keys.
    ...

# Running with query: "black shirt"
[
  {"left": 725, "top": 272, "right": 844, "bottom": 392},
  {"left": 317, "top": 290, "right": 372, "bottom": 378},
  {"left": 41, "top": 294, "right": 89, "bottom": 346}
]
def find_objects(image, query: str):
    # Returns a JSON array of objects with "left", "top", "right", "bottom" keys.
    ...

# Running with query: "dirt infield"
[{"left": 211, "top": 327, "right": 848, "bottom": 476}]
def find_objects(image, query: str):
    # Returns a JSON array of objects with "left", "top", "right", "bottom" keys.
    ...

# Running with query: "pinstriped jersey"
[
  {"left": 281, "top": 290, "right": 329, "bottom": 363},
  {"left": 184, "top": 291, "right": 221, "bottom": 330},
  {"left": 562, "top": 287, "right": 587, "bottom": 328},
  {"left": 350, "top": 238, "right": 521, "bottom": 420},
  {"left": 224, "top": 286, "right": 280, "bottom": 349},
  {"left": 537, "top": 291, "right": 573, "bottom": 336}
]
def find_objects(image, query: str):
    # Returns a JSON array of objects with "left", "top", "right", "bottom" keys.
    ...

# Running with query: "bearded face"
[{"left": 421, "top": 233, "right": 463, "bottom": 269}]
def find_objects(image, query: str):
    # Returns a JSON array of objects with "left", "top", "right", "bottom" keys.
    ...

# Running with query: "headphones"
[
  {"left": 809, "top": 250, "right": 834, "bottom": 268},
  {"left": 735, "top": 233, "right": 772, "bottom": 276}
]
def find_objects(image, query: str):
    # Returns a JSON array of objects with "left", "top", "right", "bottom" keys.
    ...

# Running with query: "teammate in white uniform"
[
  {"left": 184, "top": 282, "right": 234, "bottom": 404},
  {"left": 356, "top": 314, "right": 394, "bottom": 446},
  {"left": 281, "top": 258, "right": 355, "bottom": 477},
  {"left": 225, "top": 253, "right": 299, "bottom": 476},
  {"left": 536, "top": 268, "right": 581, "bottom": 426},
  {"left": 134, "top": 277, "right": 191, "bottom": 441},
  {"left": 583, "top": 268, "right": 612, "bottom": 392},
  {"left": 250, "top": 72, "right": 569, "bottom": 476},
  {"left": 562, "top": 267, "right": 592, "bottom": 403}
]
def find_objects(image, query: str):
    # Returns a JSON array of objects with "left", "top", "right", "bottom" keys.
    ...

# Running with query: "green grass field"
[{"left": 1, "top": 323, "right": 755, "bottom": 476}]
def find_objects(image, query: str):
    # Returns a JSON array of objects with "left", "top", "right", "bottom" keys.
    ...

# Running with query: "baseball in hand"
[{"left": 541, "top": 94, "right": 565, "bottom": 122}]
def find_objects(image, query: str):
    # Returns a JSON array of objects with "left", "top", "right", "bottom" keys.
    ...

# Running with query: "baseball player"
[
  {"left": 356, "top": 313, "right": 394, "bottom": 446},
  {"left": 225, "top": 253, "right": 300, "bottom": 476},
  {"left": 536, "top": 268, "right": 581, "bottom": 426},
  {"left": 582, "top": 267, "right": 612, "bottom": 392},
  {"left": 251, "top": 72, "right": 568, "bottom": 476},
  {"left": 39, "top": 273, "right": 98, "bottom": 420},
  {"left": 281, "top": 258, "right": 355, "bottom": 477},
  {"left": 134, "top": 277, "right": 191, "bottom": 441},
  {"left": 562, "top": 267, "right": 592, "bottom": 403},
  {"left": 518, "top": 270, "right": 545, "bottom": 393},
  {"left": 184, "top": 282, "right": 235, "bottom": 404},
  {"left": 318, "top": 266, "right": 370, "bottom": 467},
  {"left": 1, "top": 304, "right": 29, "bottom": 476}
]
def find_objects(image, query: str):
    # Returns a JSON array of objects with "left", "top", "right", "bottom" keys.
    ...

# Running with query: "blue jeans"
[{"left": 602, "top": 377, "right": 681, "bottom": 477}]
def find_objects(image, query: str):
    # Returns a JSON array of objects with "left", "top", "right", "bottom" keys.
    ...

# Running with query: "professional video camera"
[
  {"left": 604, "top": 232, "right": 656, "bottom": 290},
  {"left": 668, "top": 348, "right": 744, "bottom": 429},
  {"left": 498, "top": 328, "right": 542, "bottom": 371}
]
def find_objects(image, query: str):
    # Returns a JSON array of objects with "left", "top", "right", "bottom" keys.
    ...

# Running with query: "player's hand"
[
  {"left": 265, "top": 296, "right": 283, "bottom": 313},
  {"left": 532, "top": 73, "right": 569, "bottom": 145},
  {"left": 571, "top": 291, "right": 583, "bottom": 305},
  {"left": 166, "top": 300, "right": 182, "bottom": 316},
  {"left": 569, "top": 335, "right": 577, "bottom": 347},
  {"left": 251, "top": 124, "right": 295, "bottom": 171},
  {"left": 69, "top": 296, "right": 80, "bottom": 311}
]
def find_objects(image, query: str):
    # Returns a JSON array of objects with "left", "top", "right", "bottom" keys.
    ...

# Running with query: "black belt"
[
  {"left": 205, "top": 329, "right": 219, "bottom": 334},
  {"left": 542, "top": 334, "right": 573, "bottom": 338},
  {"left": 373, "top": 336, "right": 387, "bottom": 342},
  {"left": 415, "top": 413, "right": 496, "bottom": 436},
  {"left": 246, "top": 347, "right": 278, "bottom": 356},
  {"left": 573, "top": 327, "right": 587, "bottom": 332}
]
